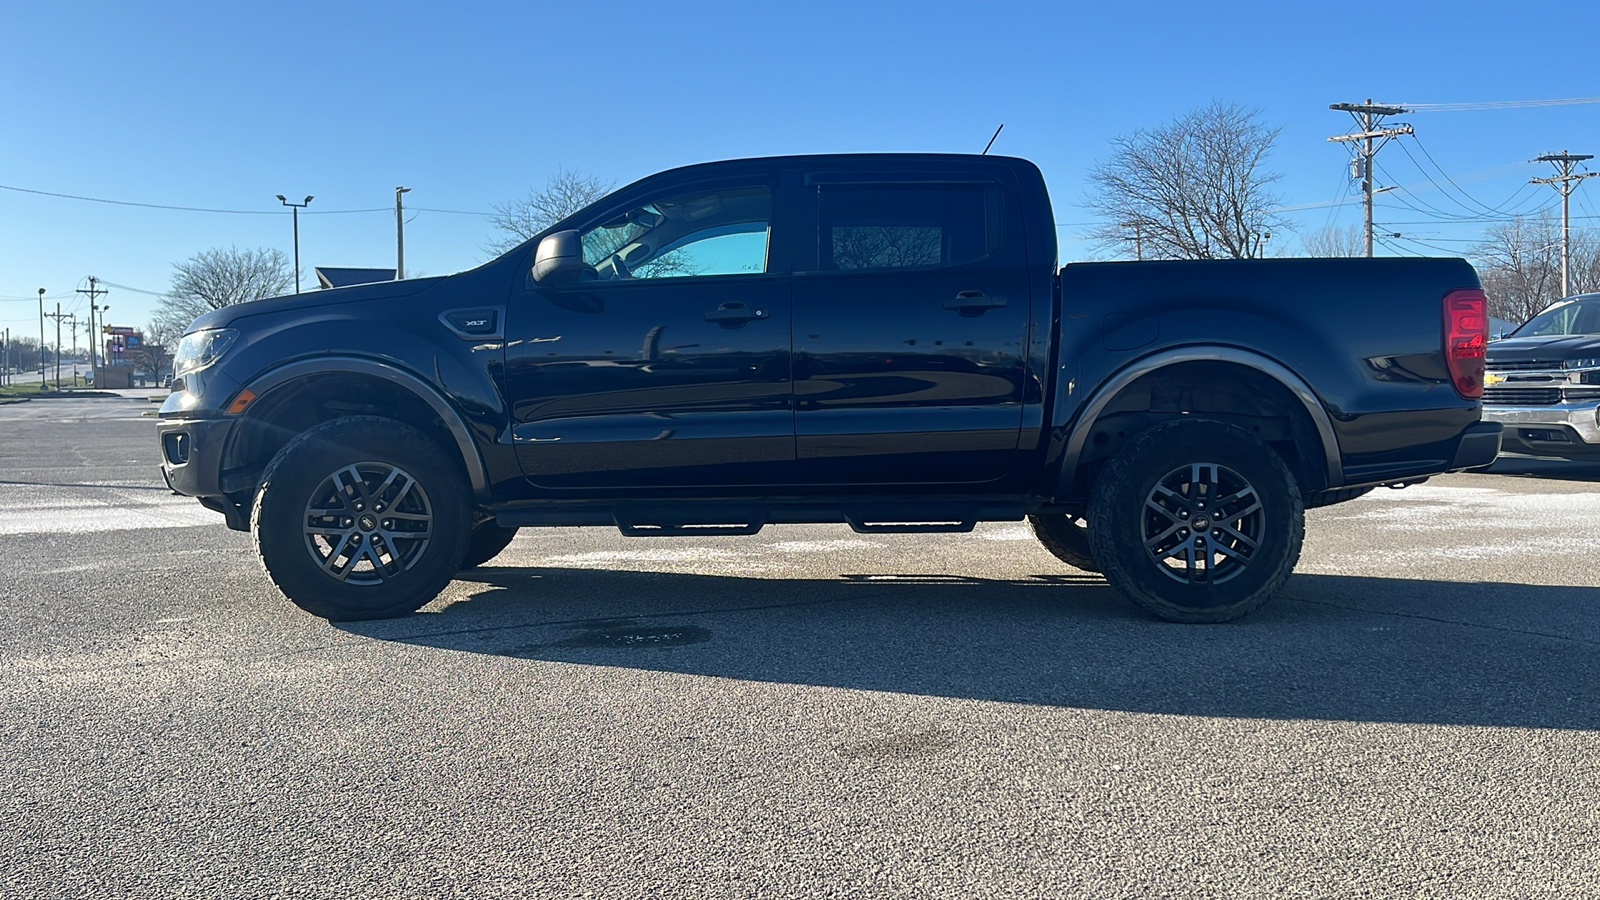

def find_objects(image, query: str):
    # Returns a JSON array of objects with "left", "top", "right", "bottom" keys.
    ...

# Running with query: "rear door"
[{"left": 791, "top": 163, "right": 1032, "bottom": 485}]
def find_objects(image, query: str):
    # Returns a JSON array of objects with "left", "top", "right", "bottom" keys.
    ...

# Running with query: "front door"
[{"left": 505, "top": 180, "right": 793, "bottom": 489}]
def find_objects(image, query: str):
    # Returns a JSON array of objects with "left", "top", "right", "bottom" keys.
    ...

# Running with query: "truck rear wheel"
[
  {"left": 1027, "top": 514, "right": 1100, "bottom": 573},
  {"left": 251, "top": 416, "right": 471, "bottom": 621},
  {"left": 1087, "top": 419, "right": 1303, "bottom": 623}
]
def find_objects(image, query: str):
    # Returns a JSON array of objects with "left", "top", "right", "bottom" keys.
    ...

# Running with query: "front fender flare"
[{"left": 237, "top": 357, "right": 491, "bottom": 503}]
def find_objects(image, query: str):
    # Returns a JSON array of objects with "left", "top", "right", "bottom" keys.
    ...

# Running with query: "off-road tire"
[
  {"left": 1087, "top": 418, "right": 1303, "bottom": 624},
  {"left": 1027, "top": 514, "right": 1100, "bottom": 573},
  {"left": 462, "top": 520, "right": 520, "bottom": 569},
  {"left": 251, "top": 416, "right": 471, "bottom": 621}
]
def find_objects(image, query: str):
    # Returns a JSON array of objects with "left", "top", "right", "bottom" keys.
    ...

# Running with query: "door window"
[
  {"left": 816, "top": 183, "right": 1003, "bottom": 271},
  {"left": 577, "top": 186, "right": 771, "bottom": 280}
]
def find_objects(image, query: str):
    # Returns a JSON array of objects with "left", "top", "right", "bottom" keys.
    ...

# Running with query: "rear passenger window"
[{"left": 817, "top": 183, "right": 1002, "bottom": 271}]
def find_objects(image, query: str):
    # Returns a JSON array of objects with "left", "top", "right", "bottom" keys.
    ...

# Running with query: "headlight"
[
  {"left": 172, "top": 328, "right": 238, "bottom": 377},
  {"left": 1563, "top": 358, "right": 1600, "bottom": 370}
]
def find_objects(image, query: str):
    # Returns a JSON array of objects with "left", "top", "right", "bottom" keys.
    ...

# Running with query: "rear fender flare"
[{"left": 1053, "top": 346, "right": 1341, "bottom": 498}]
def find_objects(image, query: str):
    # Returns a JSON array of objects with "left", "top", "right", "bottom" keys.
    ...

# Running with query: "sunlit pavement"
[{"left": 3, "top": 415, "right": 1598, "bottom": 897}]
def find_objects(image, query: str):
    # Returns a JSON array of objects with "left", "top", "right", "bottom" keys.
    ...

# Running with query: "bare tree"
[
  {"left": 1301, "top": 225, "right": 1365, "bottom": 258},
  {"left": 142, "top": 317, "right": 183, "bottom": 375},
  {"left": 1468, "top": 213, "right": 1600, "bottom": 323},
  {"left": 3, "top": 336, "right": 45, "bottom": 374},
  {"left": 486, "top": 168, "right": 614, "bottom": 256},
  {"left": 831, "top": 225, "right": 942, "bottom": 270},
  {"left": 153, "top": 246, "right": 295, "bottom": 336},
  {"left": 1086, "top": 102, "right": 1287, "bottom": 260}
]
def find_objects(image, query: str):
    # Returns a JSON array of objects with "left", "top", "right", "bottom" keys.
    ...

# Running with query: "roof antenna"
[{"left": 981, "top": 124, "right": 1004, "bottom": 155}]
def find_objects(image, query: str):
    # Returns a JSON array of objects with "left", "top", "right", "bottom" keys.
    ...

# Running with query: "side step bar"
[{"left": 494, "top": 498, "right": 1021, "bottom": 534}]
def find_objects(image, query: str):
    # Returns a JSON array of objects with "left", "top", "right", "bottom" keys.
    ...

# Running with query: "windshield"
[{"left": 1511, "top": 297, "right": 1600, "bottom": 338}]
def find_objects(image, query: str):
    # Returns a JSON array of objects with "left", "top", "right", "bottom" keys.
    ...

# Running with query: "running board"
[
  {"left": 843, "top": 516, "right": 976, "bottom": 534},
  {"left": 613, "top": 508, "right": 764, "bottom": 537}
]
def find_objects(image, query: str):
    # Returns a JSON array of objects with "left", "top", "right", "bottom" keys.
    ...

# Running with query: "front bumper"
[
  {"left": 156, "top": 416, "right": 236, "bottom": 498},
  {"left": 1482, "top": 403, "right": 1600, "bottom": 456}
]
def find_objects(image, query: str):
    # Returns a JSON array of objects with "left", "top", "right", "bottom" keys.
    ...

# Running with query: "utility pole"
[
  {"left": 77, "top": 276, "right": 108, "bottom": 376},
  {"left": 1532, "top": 151, "right": 1598, "bottom": 298},
  {"left": 2, "top": 328, "right": 8, "bottom": 386},
  {"left": 45, "top": 303, "right": 70, "bottom": 390},
  {"left": 1122, "top": 220, "right": 1144, "bottom": 260},
  {"left": 395, "top": 186, "right": 411, "bottom": 280},
  {"left": 1328, "top": 100, "right": 1414, "bottom": 258},
  {"left": 65, "top": 314, "right": 78, "bottom": 384}
]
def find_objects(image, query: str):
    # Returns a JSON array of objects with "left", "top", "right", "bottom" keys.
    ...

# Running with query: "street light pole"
[
  {"left": 276, "top": 194, "right": 314, "bottom": 293},
  {"left": 395, "top": 186, "right": 411, "bottom": 280},
  {"left": 38, "top": 288, "right": 46, "bottom": 386}
]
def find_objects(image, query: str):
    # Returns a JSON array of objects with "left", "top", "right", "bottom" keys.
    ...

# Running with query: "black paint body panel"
[{"left": 157, "top": 153, "right": 1493, "bottom": 522}]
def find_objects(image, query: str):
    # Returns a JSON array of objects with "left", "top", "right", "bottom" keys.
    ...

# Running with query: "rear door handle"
[
  {"left": 704, "top": 302, "right": 769, "bottom": 327},
  {"left": 943, "top": 291, "right": 1007, "bottom": 316}
]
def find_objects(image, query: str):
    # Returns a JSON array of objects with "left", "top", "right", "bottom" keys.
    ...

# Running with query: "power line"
[
  {"left": 94, "top": 278, "right": 167, "bottom": 296},
  {"left": 0, "top": 183, "right": 386, "bottom": 215},
  {"left": 1404, "top": 134, "right": 1551, "bottom": 219},
  {"left": 1403, "top": 96, "right": 1600, "bottom": 112},
  {"left": 410, "top": 206, "right": 494, "bottom": 217},
  {"left": 1375, "top": 162, "right": 1490, "bottom": 222}
]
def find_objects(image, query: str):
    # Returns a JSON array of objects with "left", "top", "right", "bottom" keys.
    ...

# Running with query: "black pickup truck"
[{"left": 157, "top": 153, "right": 1499, "bottom": 623}]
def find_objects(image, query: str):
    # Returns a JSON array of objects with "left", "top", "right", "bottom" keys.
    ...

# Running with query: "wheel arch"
[
  {"left": 1053, "top": 347, "right": 1341, "bottom": 501},
  {"left": 221, "top": 357, "right": 490, "bottom": 503}
]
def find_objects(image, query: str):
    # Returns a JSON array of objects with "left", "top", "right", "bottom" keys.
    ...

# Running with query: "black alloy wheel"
[
  {"left": 1087, "top": 418, "right": 1303, "bottom": 623},
  {"left": 253, "top": 416, "right": 471, "bottom": 621}
]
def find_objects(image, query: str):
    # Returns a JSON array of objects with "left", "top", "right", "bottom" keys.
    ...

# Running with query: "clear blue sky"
[{"left": 3, "top": 0, "right": 1596, "bottom": 339}]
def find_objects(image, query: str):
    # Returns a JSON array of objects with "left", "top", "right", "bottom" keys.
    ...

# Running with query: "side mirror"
[{"left": 532, "top": 230, "right": 584, "bottom": 284}]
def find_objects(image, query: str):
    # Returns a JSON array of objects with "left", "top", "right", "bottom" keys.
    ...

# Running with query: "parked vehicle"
[
  {"left": 155, "top": 153, "right": 1499, "bottom": 624},
  {"left": 1482, "top": 292, "right": 1600, "bottom": 458}
]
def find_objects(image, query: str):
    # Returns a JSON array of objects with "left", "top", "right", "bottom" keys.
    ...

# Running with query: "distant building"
[{"left": 315, "top": 267, "right": 397, "bottom": 289}]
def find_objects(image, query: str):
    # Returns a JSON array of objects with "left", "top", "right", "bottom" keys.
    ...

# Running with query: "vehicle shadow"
[
  {"left": 340, "top": 567, "right": 1600, "bottom": 730},
  {"left": 1474, "top": 454, "right": 1600, "bottom": 483}
]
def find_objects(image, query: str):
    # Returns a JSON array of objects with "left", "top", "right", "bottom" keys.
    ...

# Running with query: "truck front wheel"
[
  {"left": 251, "top": 416, "right": 471, "bottom": 621},
  {"left": 1087, "top": 419, "right": 1304, "bottom": 623}
]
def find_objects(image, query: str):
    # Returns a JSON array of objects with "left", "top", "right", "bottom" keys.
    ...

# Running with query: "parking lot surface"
[{"left": 3, "top": 410, "right": 1599, "bottom": 898}]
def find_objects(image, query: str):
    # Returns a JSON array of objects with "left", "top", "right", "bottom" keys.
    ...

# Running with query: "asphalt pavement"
[{"left": 2, "top": 404, "right": 1598, "bottom": 898}]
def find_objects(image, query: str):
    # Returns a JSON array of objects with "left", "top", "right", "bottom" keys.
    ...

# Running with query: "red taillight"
[{"left": 1444, "top": 288, "right": 1487, "bottom": 399}]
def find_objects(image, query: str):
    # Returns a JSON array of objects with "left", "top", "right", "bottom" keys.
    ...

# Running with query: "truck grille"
[
  {"left": 1487, "top": 359, "right": 1563, "bottom": 372},
  {"left": 1483, "top": 385, "right": 1561, "bottom": 406}
]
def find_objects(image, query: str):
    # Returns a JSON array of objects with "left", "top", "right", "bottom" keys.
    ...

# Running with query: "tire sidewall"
[
  {"left": 252, "top": 417, "right": 471, "bottom": 620},
  {"left": 1089, "top": 419, "right": 1303, "bottom": 622}
]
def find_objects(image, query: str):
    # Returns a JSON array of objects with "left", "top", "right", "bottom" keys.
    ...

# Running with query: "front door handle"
[
  {"left": 943, "top": 291, "right": 1007, "bottom": 316},
  {"left": 704, "top": 302, "right": 769, "bottom": 327}
]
